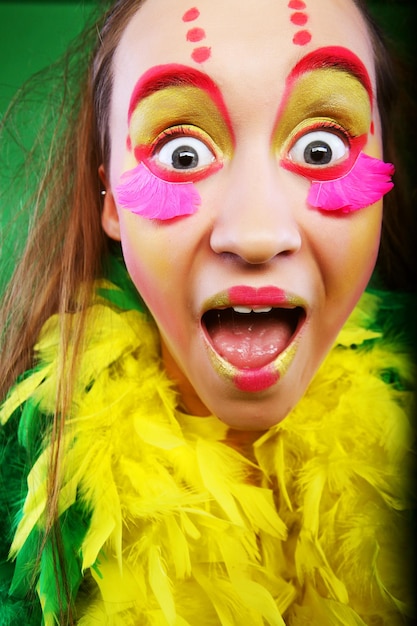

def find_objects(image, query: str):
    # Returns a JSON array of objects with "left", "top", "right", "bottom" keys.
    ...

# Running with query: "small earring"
[{"left": 101, "top": 190, "right": 107, "bottom": 196}]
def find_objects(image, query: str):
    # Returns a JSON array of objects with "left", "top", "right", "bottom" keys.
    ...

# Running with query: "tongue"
[{"left": 207, "top": 310, "right": 294, "bottom": 369}]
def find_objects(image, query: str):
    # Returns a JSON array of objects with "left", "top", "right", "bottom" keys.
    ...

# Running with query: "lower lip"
[
  {"left": 204, "top": 333, "right": 300, "bottom": 393},
  {"left": 234, "top": 367, "right": 280, "bottom": 392}
]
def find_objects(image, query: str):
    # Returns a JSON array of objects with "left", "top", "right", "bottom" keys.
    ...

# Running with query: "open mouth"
[{"left": 202, "top": 305, "right": 305, "bottom": 370}]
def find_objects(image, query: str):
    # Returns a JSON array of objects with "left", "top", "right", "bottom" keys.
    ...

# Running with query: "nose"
[{"left": 210, "top": 157, "right": 302, "bottom": 264}]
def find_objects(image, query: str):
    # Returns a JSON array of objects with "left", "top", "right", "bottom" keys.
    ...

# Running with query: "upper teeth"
[{"left": 232, "top": 306, "right": 273, "bottom": 314}]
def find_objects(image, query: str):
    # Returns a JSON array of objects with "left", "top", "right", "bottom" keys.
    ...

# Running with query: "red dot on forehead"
[
  {"left": 191, "top": 46, "right": 211, "bottom": 63},
  {"left": 183, "top": 7, "right": 200, "bottom": 22},
  {"left": 290, "top": 12, "right": 308, "bottom": 26},
  {"left": 186, "top": 27, "right": 206, "bottom": 42},
  {"left": 288, "top": 0, "right": 306, "bottom": 9},
  {"left": 293, "top": 30, "right": 312, "bottom": 46}
]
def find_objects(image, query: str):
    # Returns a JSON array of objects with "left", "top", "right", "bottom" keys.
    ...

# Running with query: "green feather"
[
  {"left": 0, "top": 410, "right": 42, "bottom": 623},
  {"left": 99, "top": 251, "right": 147, "bottom": 313},
  {"left": 38, "top": 504, "right": 90, "bottom": 619}
]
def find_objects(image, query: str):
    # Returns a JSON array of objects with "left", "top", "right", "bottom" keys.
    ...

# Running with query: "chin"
[{"left": 196, "top": 378, "right": 304, "bottom": 431}]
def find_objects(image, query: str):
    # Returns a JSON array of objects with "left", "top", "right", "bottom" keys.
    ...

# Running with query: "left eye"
[
  {"left": 289, "top": 130, "right": 348, "bottom": 167},
  {"left": 156, "top": 136, "right": 216, "bottom": 170}
]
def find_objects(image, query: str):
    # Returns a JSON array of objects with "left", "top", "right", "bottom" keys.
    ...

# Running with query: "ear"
[{"left": 99, "top": 164, "right": 121, "bottom": 241}]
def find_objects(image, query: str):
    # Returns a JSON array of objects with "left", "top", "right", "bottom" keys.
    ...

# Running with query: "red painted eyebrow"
[
  {"left": 127, "top": 63, "right": 232, "bottom": 127},
  {"left": 288, "top": 46, "right": 373, "bottom": 104}
]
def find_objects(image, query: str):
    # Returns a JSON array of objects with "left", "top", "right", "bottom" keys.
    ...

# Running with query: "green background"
[{"left": 0, "top": 1, "right": 95, "bottom": 117}]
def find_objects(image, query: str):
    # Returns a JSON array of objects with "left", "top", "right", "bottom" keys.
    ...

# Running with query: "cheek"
[
  {"left": 302, "top": 203, "right": 382, "bottom": 368},
  {"left": 117, "top": 212, "right": 190, "bottom": 341},
  {"left": 118, "top": 214, "right": 170, "bottom": 305},
  {"left": 318, "top": 201, "right": 382, "bottom": 303}
]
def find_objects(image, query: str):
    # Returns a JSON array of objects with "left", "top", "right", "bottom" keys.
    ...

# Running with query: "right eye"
[
  {"left": 289, "top": 130, "right": 348, "bottom": 167},
  {"left": 156, "top": 136, "right": 216, "bottom": 171}
]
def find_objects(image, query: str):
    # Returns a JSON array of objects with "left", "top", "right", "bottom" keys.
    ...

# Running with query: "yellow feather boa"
[{"left": 1, "top": 281, "right": 415, "bottom": 625}]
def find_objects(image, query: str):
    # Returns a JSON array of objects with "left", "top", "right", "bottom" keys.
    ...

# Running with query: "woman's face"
[{"left": 102, "top": 0, "right": 385, "bottom": 429}]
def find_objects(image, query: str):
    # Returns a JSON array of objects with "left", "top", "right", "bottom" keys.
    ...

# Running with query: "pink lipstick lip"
[
  {"left": 202, "top": 328, "right": 303, "bottom": 393},
  {"left": 201, "top": 285, "right": 308, "bottom": 313},
  {"left": 200, "top": 285, "right": 307, "bottom": 393}
]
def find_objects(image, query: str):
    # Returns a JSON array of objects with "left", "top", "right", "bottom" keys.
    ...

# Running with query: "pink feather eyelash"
[
  {"left": 116, "top": 152, "right": 394, "bottom": 220},
  {"left": 307, "top": 152, "right": 395, "bottom": 213},
  {"left": 115, "top": 163, "right": 201, "bottom": 220}
]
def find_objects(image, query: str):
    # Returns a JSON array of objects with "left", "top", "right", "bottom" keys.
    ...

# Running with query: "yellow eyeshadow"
[
  {"left": 274, "top": 69, "right": 372, "bottom": 148},
  {"left": 129, "top": 86, "right": 233, "bottom": 157}
]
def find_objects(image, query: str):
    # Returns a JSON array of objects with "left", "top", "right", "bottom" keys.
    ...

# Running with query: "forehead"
[
  {"left": 113, "top": 0, "right": 375, "bottom": 85},
  {"left": 108, "top": 0, "right": 378, "bottom": 176}
]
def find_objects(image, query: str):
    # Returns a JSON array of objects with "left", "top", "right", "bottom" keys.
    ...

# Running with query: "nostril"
[
  {"left": 210, "top": 228, "right": 302, "bottom": 264},
  {"left": 209, "top": 163, "right": 303, "bottom": 262}
]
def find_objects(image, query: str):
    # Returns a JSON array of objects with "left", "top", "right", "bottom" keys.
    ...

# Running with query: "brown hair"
[
  {"left": 0, "top": 2, "right": 146, "bottom": 622},
  {"left": 0, "top": 0, "right": 148, "bottom": 401},
  {"left": 0, "top": 0, "right": 415, "bottom": 622}
]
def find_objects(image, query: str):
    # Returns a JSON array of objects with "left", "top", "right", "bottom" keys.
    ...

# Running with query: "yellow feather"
[
  {"left": 231, "top": 483, "right": 287, "bottom": 538},
  {"left": 148, "top": 544, "right": 176, "bottom": 625},
  {"left": 0, "top": 366, "right": 52, "bottom": 425},
  {"left": 163, "top": 516, "right": 192, "bottom": 579},
  {"left": 4, "top": 286, "right": 414, "bottom": 625},
  {"left": 89, "top": 557, "right": 146, "bottom": 615},
  {"left": 196, "top": 438, "right": 248, "bottom": 525},
  {"left": 9, "top": 449, "right": 49, "bottom": 557}
]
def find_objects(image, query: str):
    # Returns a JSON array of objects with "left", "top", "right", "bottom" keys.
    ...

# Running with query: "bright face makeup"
[
  {"left": 104, "top": 0, "right": 386, "bottom": 429},
  {"left": 287, "top": 0, "right": 312, "bottom": 46},
  {"left": 117, "top": 49, "right": 393, "bottom": 221},
  {"left": 201, "top": 286, "right": 306, "bottom": 392},
  {"left": 275, "top": 46, "right": 394, "bottom": 212},
  {"left": 116, "top": 64, "right": 233, "bottom": 219},
  {"left": 308, "top": 152, "right": 394, "bottom": 212},
  {"left": 182, "top": 7, "right": 211, "bottom": 63},
  {"left": 116, "top": 163, "right": 201, "bottom": 220}
]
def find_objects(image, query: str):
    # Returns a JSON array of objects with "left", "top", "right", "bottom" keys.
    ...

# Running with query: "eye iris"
[
  {"left": 304, "top": 140, "right": 332, "bottom": 165},
  {"left": 172, "top": 146, "right": 199, "bottom": 169}
]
